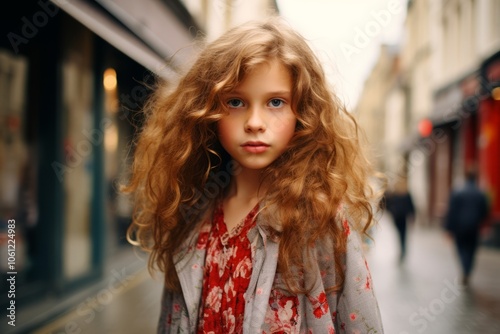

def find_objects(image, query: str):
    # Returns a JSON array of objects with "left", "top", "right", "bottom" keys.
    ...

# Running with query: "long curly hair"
[{"left": 123, "top": 18, "right": 381, "bottom": 293}]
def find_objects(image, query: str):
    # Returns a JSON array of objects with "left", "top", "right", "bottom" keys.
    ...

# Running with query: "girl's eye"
[
  {"left": 227, "top": 99, "right": 244, "bottom": 108},
  {"left": 268, "top": 99, "right": 284, "bottom": 108}
]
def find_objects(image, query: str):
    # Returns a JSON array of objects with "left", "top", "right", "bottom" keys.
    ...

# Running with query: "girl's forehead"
[
  {"left": 227, "top": 60, "right": 292, "bottom": 92},
  {"left": 233, "top": 59, "right": 292, "bottom": 86}
]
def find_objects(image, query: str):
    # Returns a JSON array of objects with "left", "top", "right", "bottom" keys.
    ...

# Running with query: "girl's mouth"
[{"left": 241, "top": 141, "right": 270, "bottom": 153}]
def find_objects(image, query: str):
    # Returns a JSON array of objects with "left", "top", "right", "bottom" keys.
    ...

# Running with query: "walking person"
[
  {"left": 445, "top": 169, "right": 489, "bottom": 286},
  {"left": 385, "top": 178, "right": 415, "bottom": 262},
  {"left": 123, "top": 19, "right": 384, "bottom": 333}
]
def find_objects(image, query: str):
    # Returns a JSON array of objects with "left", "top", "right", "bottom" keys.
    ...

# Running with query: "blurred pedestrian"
[
  {"left": 123, "top": 19, "right": 384, "bottom": 333},
  {"left": 384, "top": 177, "right": 415, "bottom": 262},
  {"left": 445, "top": 169, "right": 489, "bottom": 286}
]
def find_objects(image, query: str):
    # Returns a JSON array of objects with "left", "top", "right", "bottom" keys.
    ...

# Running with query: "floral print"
[
  {"left": 342, "top": 219, "right": 351, "bottom": 236},
  {"left": 308, "top": 292, "right": 330, "bottom": 319},
  {"left": 197, "top": 202, "right": 259, "bottom": 333},
  {"left": 265, "top": 288, "right": 300, "bottom": 333}
]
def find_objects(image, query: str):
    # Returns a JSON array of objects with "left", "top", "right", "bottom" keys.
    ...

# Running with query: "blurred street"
[
  {"left": 31, "top": 250, "right": 164, "bottom": 334},
  {"left": 368, "top": 213, "right": 500, "bottom": 334},
  {"left": 28, "top": 212, "right": 500, "bottom": 334}
]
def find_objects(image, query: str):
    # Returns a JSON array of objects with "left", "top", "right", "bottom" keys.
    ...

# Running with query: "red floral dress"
[{"left": 197, "top": 202, "right": 260, "bottom": 333}]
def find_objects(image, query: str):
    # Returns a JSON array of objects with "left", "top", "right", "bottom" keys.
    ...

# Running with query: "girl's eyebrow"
[
  {"left": 228, "top": 90, "right": 291, "bottom": 96},
  {"left": 266, "top": 90, "right": 291, "bottom": 96}
]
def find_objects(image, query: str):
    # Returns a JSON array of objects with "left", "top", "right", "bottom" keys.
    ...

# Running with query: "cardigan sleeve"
[
  {"left": 157, "top": 286, "right": 192, "bottom": 334},
  {"left": 157, "top": 287, "right": 173, "bottom": 334},
  {"left": 335, "top": 223, "right": 384, "bottom": 333}
]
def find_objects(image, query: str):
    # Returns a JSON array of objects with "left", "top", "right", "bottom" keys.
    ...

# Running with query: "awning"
[
  {"left": 51, "top": 0, "right": 189, "bottom": 81},
  {"left": 96, "top": 0, "right": 197, "bottom": 63}
]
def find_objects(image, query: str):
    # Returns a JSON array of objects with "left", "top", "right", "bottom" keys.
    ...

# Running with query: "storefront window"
[
  {"left": 103, "top": 66, "right": 134, "bottom": 251},
  {"left": 0, "top": 50, "right": 35, "bottom": 283},
  {"left": 60, "top": 29, "right": 94, "bottom": 280}
]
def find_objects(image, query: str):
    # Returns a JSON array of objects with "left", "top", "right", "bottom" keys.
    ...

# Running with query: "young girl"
[{"left": 124, "top": 19, "right": 384, "bottom": 333}]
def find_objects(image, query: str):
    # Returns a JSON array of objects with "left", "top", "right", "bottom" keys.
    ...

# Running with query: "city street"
[
  {"left": 31, "top": 257, "right": 163, "bottom": 334},
  {"left": 368, "top": 213, "right": 500, "bottom": 334},
  {"left": 33, "top": 212, "right": 500, "bottom": 334}
]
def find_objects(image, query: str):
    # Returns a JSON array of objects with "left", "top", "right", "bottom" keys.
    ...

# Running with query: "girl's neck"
[
  {"left": 222, "top": 167, "right": 266, "bottom": 231},
  {"left": 225, "top": 166, "right": 267, "bottom": 202}
]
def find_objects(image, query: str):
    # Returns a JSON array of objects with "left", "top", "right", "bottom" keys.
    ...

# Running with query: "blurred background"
[{"left": 0, "top": 0, "right": 499, "bottom": 333}]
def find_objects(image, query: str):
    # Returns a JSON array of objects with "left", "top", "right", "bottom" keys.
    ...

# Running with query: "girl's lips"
[{"left": 241, "top": 141, "right": 269, "bottom": 153}]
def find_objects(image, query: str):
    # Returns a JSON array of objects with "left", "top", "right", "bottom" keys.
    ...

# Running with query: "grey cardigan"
[{"left": 158, "top": 211, "right": 384, "bottom": 333}]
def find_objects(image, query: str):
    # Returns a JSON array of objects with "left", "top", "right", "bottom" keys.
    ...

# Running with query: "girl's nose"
[{"left": 244, "top": 107, "right": 266, "bottom": 132}]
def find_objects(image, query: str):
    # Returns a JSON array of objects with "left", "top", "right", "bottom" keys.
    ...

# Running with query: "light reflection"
[
  {"left": 103, "top": 68, "right": 117, "bottom": 91},
  {"left": 105, "top": 123, "right": 118, "bottom": 153},
  {"left": 492, "top": 87, "right": 500, "bottom": 101}
]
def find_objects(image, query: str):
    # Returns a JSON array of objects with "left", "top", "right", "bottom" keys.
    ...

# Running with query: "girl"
[{"left": 124, "top": 19, "right": 384, "bottom": 333}]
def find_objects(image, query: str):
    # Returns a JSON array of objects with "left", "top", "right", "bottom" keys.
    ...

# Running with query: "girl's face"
[{"left": 217, "top": 59, "right": 297, "bottom": 172}]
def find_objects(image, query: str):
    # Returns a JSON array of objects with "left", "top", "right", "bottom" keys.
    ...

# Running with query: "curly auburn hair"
[{"left": 123, "top": 18, "right": 381, "bottom": 293}]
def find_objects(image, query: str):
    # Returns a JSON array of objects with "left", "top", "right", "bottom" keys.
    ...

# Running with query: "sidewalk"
[
  {"left": 13, "top": 248, "right": 163, "bottom": 334},
  {"left": 367, "top": 212, "right": 500, "bottom": 334},
  {"left": 32, "top": 269, "right": 163, "bottom": 334}
]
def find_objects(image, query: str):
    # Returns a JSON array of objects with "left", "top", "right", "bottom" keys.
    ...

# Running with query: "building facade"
[
  {"left": 357, "top": 0, "right": 500, "bottom": 239},
  {"left": 181, "top": 0, "right": 279, "bottom": 41},
  {"left": 0, "top": 1, "right": 198, "bottom": 332},
  {"left": 425, "top": 0, "right": 500, "bottom": 240},
  {"left": 355, "top": 45, "right": 400, "bottom": 174},
  {"left": 426, "top": 0, "right": 500, "bottom": 227},
  {"left": 1, "top": 1, "right": 283, "bottom": 332}
]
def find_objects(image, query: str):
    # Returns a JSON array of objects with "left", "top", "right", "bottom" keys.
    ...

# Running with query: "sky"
[{"left": 276, "top": 0, "right": 408, "bottom": 110}]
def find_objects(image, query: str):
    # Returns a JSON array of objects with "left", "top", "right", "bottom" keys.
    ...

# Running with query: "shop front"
[
  {"left": 478, "top": 51, "right": 500, "bottom": 246},
  {"left": 0, "top": 1, "right": 197, "bottom": 332},
  {"left": 423, "top": 50, "right": 500, "bottom": 246},
  {"left": 427, "top": 82, "right": 463, "bottom": 222}
]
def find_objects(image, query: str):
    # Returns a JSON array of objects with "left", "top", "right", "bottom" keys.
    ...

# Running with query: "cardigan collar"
[{"left": 172, "top": 206, "right": 279, "bottom": 332}]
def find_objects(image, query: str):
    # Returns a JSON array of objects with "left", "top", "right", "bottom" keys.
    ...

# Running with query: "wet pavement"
[
  {"left": 32, "top": 212, "right": 500, "bottom": 334},
  {"left": 367, "top": 212, "right": 500, "bottom": 334},
  {"left": 32, "top": 269, "right": 163, "bottom": 334}
]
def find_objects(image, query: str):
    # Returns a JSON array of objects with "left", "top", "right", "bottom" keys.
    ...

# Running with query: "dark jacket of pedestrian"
[
  {"left": 385, "top": 192, "right": 415, "bottom": 222},
  {"left": 385, "top": 190, "right": 415, "bottom": 261},
  {"left": 445, "top": 180, "right": 489, "bottom": 237},
  {"left": 445, "top": 173, "right": 489, "bottom": 284}
]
